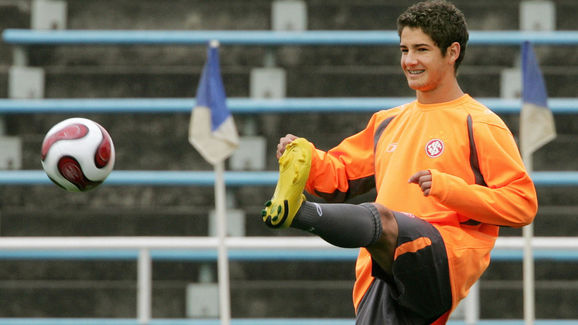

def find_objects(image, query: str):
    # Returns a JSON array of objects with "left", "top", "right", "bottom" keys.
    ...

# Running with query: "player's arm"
[
  {"left": 304, "top": 114, "right": 381, "bottom": 203},
  {"left": 422, "top": 123, "right": 538, "bottom": 227}
]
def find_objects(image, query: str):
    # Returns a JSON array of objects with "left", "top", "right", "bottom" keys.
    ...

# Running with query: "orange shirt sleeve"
[
  {"left": 429, "top": 119, "right": 538, "bottom": 227},
  {"left": 305, "top": 113, "right": 381, "bottom": 202}
]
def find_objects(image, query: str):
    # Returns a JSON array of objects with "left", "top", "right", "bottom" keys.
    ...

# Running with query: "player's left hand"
[
  {"left": 408, "top": 170, "right": 432, "bottom": 196},
  {"left": 276, "top": 134, "right": 299, "bottom": 159}
]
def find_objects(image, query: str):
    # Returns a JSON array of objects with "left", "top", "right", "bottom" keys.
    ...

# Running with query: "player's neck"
[{"left": 416, "top": 79, "right": 464, "bottom": 105}]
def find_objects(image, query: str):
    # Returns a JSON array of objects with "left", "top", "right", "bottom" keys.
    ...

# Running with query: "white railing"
[{"left": 0, "top": 236, "right": 577, "bottom": 324}]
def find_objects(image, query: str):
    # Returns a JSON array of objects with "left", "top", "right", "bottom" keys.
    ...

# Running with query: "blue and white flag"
[
  {"left": 519, "top": 41, "right": 556, "bottom": 157},
  {"left": 189, "top": 41, "right": 239, "bottom": 165}
]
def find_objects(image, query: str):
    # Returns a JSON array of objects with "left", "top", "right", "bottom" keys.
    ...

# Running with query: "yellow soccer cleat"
[{"left": 262, "top": 138, "right": 312, "bottom": 228}]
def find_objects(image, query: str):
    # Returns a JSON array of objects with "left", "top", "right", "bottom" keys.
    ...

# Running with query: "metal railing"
[
  {"left": 3, "top": 30, "right": 578, "bottom": 46},
  {"left": 0, "top": 97, "right": 576, "bottom": 114},
  {"left": 0, "top": 170, "right": 577, "bottom": 187}
]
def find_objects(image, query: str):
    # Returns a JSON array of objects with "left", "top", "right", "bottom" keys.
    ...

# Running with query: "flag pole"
[
  {"left": 214, "top": 160, "right": 231, "bottom": 325},
  {"left": 522, "top": 155, "right": 534, "bottom": 325},
  {"left": 189, "top": 39, "right": 238, "bottom": 325}
]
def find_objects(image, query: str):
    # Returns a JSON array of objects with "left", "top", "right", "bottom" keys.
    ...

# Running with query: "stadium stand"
[{"left": 0, "top": 0, "right": 577, "bottom": 323}]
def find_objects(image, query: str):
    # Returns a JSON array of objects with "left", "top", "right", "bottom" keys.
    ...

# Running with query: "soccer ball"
[{"left": 41, "top": 117, "right": 115, "bottom": 192}]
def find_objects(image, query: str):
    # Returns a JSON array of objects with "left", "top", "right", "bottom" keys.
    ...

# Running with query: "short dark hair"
[{"left": 397, "top": 0, "right": 469, "bottom": 72}]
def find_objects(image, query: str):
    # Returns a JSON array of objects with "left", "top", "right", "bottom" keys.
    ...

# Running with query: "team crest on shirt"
[{"left": 425, "top": 139, "right": 444, "bottom": 158}]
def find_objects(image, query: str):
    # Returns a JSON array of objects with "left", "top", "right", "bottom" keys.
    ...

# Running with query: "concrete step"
[
  {"left": 0, "top": 3, "right": 28, "bottom": 66},
  {"left": 499, "top": 205, "right": 578, "bottom": 237},
  {"left": 480, "top": 259, "right": 578, "bottom": 318},
  {"left": 480, "top": 283, "right": 578, "bottom": 319},
  {"left": 5, "top": 66, "right": 569, "bottom": 98},
  {"left": 0, "top": 259, "right": 354, "bottom": 317},
  {"left": 7, "top": 111, "right": 576, "bottom": 171},
  {"left": 0, "top": 275, "right": 576, "bottom": 318},
  {"left": 5, "top": 114, "right": 577, "bottom": 175},
  {"left": 1, "top": 204, "right": 576, "bottom": 241}
]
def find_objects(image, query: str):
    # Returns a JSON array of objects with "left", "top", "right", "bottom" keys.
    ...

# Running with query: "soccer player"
[{"left": 262, "top": 0, "right": 538, "bottom": 324}]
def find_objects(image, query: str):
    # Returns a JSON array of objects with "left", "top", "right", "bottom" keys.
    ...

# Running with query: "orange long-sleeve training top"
[{"left": 304, "top": 94, "right": 538, "bottom": 319}]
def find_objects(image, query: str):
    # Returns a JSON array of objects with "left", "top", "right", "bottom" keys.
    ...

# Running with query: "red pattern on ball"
[
  {"left": 95, "top": 125, "right": 113, "bottom": 168},
  {"left": 41, "top": 124, "right": 89, "bottom": 160},
  {"left": 57, "top": 156, "right": 101, "bottom": 191}
]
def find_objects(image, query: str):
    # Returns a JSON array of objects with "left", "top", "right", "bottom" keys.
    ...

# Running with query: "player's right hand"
[
  {"left": 276, "top": 134, "right": 299, "bottom": 159},
  {"left": 408, "top": 170, "right": 433, "bottom": 196}
]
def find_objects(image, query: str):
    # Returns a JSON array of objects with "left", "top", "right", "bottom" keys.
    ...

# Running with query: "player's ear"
[{"left": 447, "top": 42, "right": 460, "bottom": 64}]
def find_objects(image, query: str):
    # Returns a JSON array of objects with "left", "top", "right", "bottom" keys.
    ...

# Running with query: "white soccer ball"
[{"left": 41, "top": 117, "right": 115, "bottom": 192}]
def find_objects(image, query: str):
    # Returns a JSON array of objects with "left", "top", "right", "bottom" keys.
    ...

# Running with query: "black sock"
[{"left": 292, "top": 201, "right": 382, "bottom": 248}]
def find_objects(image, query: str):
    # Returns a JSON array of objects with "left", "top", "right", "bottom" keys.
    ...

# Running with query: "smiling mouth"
[{"left": 407, "top": 70, "right": 425, "bottom": 75}]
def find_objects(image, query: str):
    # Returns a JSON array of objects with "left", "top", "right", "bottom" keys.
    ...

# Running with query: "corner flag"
[
  {"left": 519, "top": 40, "right": 556, "bottom": 325},
  {"left": 189, "top": 40, "right": 239, "bottom": 165},
  {"left": 188, "top": 40, "right": 235, "bottom": 325},
  {"left": 519, "top": 41, "right": 556, "bottom": 158}
]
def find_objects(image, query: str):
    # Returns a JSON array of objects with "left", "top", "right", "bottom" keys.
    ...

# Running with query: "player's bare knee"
[
  {"left": 371, "top": 203, "right": 399, "bottom": 241},
  {"left": 365, "top": 203, "right": 398, "bottom": 274}
]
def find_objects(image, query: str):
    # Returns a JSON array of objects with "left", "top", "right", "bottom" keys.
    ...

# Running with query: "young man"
[{"left": 262, "top": 0, "right": 538, "bottom": 324}]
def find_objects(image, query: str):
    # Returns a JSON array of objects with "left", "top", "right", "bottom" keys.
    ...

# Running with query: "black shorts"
[{"left": 356, "top": 211, "right": 452, "bottom": 325}]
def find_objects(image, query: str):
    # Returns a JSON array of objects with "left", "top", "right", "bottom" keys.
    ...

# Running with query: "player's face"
[{"left": 399, "top": 27, "right": 455, "bottom": 93}]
